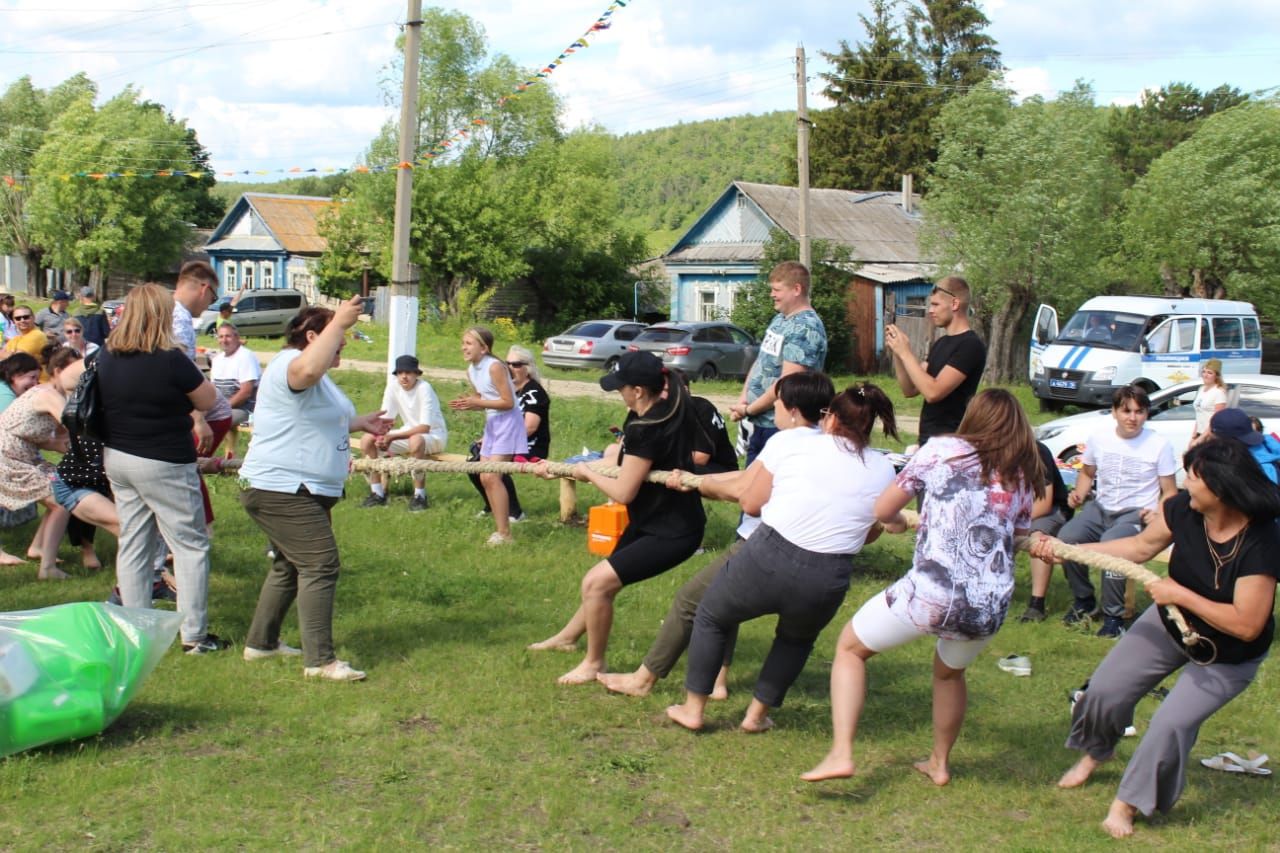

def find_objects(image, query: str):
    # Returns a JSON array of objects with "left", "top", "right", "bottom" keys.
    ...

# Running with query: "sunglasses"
[
  {"left": 506, "top": 361, "right": 528, "bottom": 368},
  {"left": 932, "top": 284, "right": 957, "bottom": 299},
  {"left": 64, "top": 327, "right": 83, "bottom": 333},
  {"left": 13, "top": 314, "right": 33, "bottom": 320}
]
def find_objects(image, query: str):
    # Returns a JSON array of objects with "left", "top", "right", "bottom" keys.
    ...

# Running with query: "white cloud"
[{"left": 1003, "top": 66, "right": 1054, "bottom": 101}]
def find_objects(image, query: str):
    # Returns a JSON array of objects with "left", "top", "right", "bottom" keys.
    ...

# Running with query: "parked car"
[
  {"left": 541, "top": 320, "right": 647, "bottom": 371},
  {"left": 626, "top": 321, "right": 759, "bottom": 381},
  {"left": 196, "top": 289, "right": 307, "bottom": 337},
  {"left": 1034, "top": 374, "right": 1280, "bottom": 483}
]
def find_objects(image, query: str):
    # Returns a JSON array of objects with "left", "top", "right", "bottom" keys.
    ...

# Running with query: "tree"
[
  {"left": 808, "top": 0, "right": 932, "bottom": 191},
  {"left": 731, "top": 232, "right": 856, "bottom": 370},
  {"left": 26, "top": 88, "right": 200, "bottom": 292},
  {"left": 0, "top": 73, "right": 97, "bottom": 295},
  {"left": 1105, "top": 82, "right": 1248, "bottom": 181},
  {"left": 1118, "top": 98, "right": 1280, "bottom": 317},
  {"left": 922, "top": 83, "right": 1124, "bottom": 381},
  {"left": 906, "top": 0, "right": 1002, "bottom": 92}
]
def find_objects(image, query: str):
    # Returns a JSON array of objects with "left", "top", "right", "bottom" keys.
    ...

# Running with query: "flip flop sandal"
[{"left": 1201, "top": 752, "right": 1271, "bottom": 776}]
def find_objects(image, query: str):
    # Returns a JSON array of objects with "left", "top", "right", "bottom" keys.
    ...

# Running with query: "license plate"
[
  {"left": 551, "top": 340, "right": 573, "bottom": 352},
  {"left": 1048, "top": 378, "right": 1078, "bottom": 390}
]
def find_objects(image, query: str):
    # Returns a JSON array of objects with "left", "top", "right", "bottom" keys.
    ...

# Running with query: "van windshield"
[{"left": 1056, "top": 311, "right": 1147, "bottom": 351}]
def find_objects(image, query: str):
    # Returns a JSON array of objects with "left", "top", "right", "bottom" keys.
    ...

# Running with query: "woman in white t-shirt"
[
  {"left": 803, "top": 388, "right": 1042, "bottom": 786},
  {"left": 1188, "top": 358, "right": 1227, "bottom": 447},
  {"left": 664, "top": 373, "right": 900, "bottom": 734}
]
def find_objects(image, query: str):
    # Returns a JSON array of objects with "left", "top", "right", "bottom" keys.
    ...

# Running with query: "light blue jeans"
[{"left": 104, "top": 448, "right": 211, "bottom": 644}]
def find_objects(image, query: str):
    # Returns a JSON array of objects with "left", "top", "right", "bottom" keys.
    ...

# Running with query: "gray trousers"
[
  {"left": 686, "top": 525, "right": 853, "bottom": 708},
  {"left": 1067, "top": 606, "right": 1264, "bottom": 816},
  {"left": 104, "top": 448, "right": 210, "bottom": 644},
  {"left": 241, "top": 488, "right": 341, "bottom": 669},
  {"left": 642, "top": 540, "right": 740, "bottom": 679},
  {"left": 1059, "top": 501, "right": 1145, "bottom": 618}
]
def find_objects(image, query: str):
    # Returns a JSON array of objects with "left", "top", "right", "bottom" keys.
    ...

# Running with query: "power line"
[{"left": 1, "top": 20, "right": 396, "bottom": 55}]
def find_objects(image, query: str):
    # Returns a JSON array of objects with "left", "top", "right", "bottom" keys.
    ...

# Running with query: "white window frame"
[
  {"left": 242, "top": 262, "right": 255, "bottom": 290},
  {"left": 697, "top": 288, "right": 718, "bottom": 322},
  {"left": 223, "top": 261, "right": 237, "bottom": 292},
  {"left": 261, "top": 262, "right": 274, "bottom": 290}
]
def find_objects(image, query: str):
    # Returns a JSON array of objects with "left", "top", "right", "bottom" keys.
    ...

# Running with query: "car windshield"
[
  {"left": 635, "top": 328, "right": 688, "bottom": 343},
  {"left": 565, "top": 322, "right": 612, "bottom": 338},
  {"left": 1056, "top": 311, "right": 1147, "bottom": 351}
]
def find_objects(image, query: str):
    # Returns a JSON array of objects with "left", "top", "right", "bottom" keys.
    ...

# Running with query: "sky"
[{"left": 1, "top": 0, "right": 1277, "bottom": 180}]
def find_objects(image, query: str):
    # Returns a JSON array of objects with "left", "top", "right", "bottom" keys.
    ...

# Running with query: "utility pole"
[
  {"left": 795, "top": 45, "right": 812, "bottom": 271},
  {"left": 388, "top": 0, "right": 423, "bottom": 371}
]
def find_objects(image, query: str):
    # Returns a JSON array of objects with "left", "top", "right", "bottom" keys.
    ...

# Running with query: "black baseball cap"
[
  {"left": 600, "top": 351, "right": 664, "bottom": 392},
  {"left": 1209, "top": 408, "right": 1262, "bottom": 446}
]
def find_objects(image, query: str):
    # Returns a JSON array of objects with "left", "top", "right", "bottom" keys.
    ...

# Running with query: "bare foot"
[
  {"left": 665, "top": 703, "right": 704, "bottom": 731},
  {"left": 801, "top": 754, "right": 855, "bottom": 782},
  {"left": 27, "top": 551, "right": 61, "bottom": 564},
  {"left": 0, "top": 551, "right": 26, "bottom": 566},
  {"left": 1101, "top": 799, "right": 1137, "bottom": 839},
  {"left": 740, "top": 715, "right": 774, "bottom": 734},
  {"left": 711, "top": 683, "right": 729, "bottom": 701},
  {"left": 557, "top": 660, "right": 604, "bottom": 685},
  {"left": 527, "top": 637, "right": 578, "bottom": 652},
  {"left": 597, "top": 670, "right": 654, "bottom": 697},
  {"left": 913, "top": 757, "right": 950, "bottom": 786},
  {"left": 1058, "top": 755, "right": 1104, "bottom": 789},
  {"left": 37, "top": 566, "right": 70, "bottom": 581},
  {"left": 81, "top": 548, "right": 101, "bottom": 572}
]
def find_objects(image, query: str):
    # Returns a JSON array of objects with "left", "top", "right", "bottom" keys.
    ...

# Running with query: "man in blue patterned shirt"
[{"left": 729, "top": 261, "right": 828, "bottom": 465}]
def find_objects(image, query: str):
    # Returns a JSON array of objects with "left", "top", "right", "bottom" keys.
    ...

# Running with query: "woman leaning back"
[
  {"left": 1029, "top": 438, "right": 1280, "bottom": 839},
  {"left": 239, "top": 296, "right": 391, "bottom": 681},
  {"left": 803, "top": 388, "right": 1042, "bottom": 786}
]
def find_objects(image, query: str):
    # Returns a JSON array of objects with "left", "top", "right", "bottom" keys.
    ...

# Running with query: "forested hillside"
[{"left": 612, "top": 111, "right": 793, "bottom": 253}]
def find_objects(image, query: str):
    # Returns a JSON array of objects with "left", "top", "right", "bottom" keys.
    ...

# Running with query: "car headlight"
[
  {"left": 1032, "top": 357, "right": 1044, "bottom": 376},
  {"left": 1092, "top": 366, "right": 1116, "bottom": 382},
  {"left": 1036, "top": 425, "right": 1065, "bottom": 442}
]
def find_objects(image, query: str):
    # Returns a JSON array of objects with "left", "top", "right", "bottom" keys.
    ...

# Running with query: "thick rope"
[{"left": 213, "top": 454, "right": 1209, "bottom": 659}]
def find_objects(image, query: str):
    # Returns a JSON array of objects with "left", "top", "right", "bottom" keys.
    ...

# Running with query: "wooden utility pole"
[
  {"left": 796, "top": 45, "right": 811, "bottom": 271},
  {"left": 388, "top": 0, "right": 423, "bottom": 371}
]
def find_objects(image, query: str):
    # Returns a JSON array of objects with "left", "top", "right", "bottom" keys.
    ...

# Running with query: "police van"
[{"left": 1029, "top": 295, "right": 1261, "bottom": 409}]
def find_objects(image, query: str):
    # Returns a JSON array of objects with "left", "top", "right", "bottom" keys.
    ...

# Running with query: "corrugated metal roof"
[
  {"left": 852, "top": 262, "right": 938, "bottom": 284},
  {"left": 665, "top": 243, "right": 766, "bottom": 263},
  {"left": 203, "top": 236, "right": 281, "bottom": 253},
  {"left": 244, "top": 194, "right": 335, "bottom": 255},
  {"left": 734, "top": 182, "right": 926, "bottom": 264}
]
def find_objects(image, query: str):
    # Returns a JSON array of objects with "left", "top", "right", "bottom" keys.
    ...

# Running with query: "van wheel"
[{"left": 697, "top": 363, "right": 718, "bottom": 381}]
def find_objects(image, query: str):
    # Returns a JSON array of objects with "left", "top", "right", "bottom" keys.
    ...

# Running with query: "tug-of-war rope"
[{"left": 213, "top": 455, "right": 1213, "bottom": 663}]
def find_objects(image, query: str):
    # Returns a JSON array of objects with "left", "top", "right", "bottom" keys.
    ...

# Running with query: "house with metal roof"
[
  {"left": 660, "top": 179, "right": 938, "bottom": 370},
  {"left": 203, "top": 193, "right": 335, "bottom": 302}
]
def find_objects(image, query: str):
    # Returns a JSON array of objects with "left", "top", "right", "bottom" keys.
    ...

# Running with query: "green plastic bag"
[{"left": 0, "top": 602, "right": 181, "bottom": 757}]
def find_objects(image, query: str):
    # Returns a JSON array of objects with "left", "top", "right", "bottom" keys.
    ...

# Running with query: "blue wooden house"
[
  {"left": 659, "top": 180, "right": 938, "bottom": 371},
  {"left": 203, "top": 193, "right": 335, "bottom": 301}
]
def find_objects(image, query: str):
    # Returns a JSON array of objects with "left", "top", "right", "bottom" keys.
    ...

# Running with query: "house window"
[
  {"left": 242, "top": 262, "right": 255, "bottom": 290},
  {"left": 223, "top": 262, "right": 237, "bottom": 292},
  {"left": 261, "top": 263, "right": 274, "bottom": 290},
  {"left": 698, "top": 289, "right": 718, "bottom": 322}
]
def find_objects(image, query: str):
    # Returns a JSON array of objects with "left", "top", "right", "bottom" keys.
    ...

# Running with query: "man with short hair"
[
  {"left": 1, "top": 306, "right": 48, "bottom": 363},
  {"left": 210, "top": 324, "right": 260, "bottom": 427},
  {"left": 729, "top": 261, "right": 827, "bottom": 465},
  {"left": 360, "top": 354, "right": 447, "bottom": 511},
  {"left": 1058, "top": 385, "right": 1177, "bottom": 638},
  {"left": 71, "top": 286, "right": 99, "bottom": 317},
  {"left": 172, "top": 261, "right": 227, "bottom": 456},
  {"left": 884, "top": 275, "right": 987, "bottom": 444},
  {"left": 34, "top": 290, "right": 70, "bottom": 342}
]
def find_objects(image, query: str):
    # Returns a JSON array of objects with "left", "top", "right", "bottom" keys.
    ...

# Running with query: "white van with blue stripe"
[{"left": 1030, "top": 295, "right": 1261, "bottom": 409}]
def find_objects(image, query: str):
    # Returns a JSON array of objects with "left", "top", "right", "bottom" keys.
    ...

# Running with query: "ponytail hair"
[
  {"left": 633, "top": 365, "right": 688, "bottom": 429},
  {"left": 827, "top": 381, "right": 898, "bottom": 455}
]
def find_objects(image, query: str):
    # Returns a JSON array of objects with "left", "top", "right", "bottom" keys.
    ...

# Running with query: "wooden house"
[
  {"left": 659, "top": 179, "right": 937, "bottom": 371},
  {"left": 204, "top": 193, "right": 335, "bottom": 302}
]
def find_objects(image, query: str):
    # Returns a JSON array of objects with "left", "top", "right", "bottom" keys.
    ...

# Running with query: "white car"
[{"left": 1034, "top": 374, "right": 1280, "bottom": 483}]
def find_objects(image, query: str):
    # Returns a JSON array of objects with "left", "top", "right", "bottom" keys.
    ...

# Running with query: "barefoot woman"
[
  {"left": 1030, "top": 438, "right": 1280, "bottom": 839},
  {"left": 529, "top": 351, "right": 704, "bottom": 685},
  {"left": 803, "top": 389, "right": 1041, "bottom": 785}
]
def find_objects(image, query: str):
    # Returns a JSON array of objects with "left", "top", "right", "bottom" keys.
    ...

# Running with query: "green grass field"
[{"left": 1, "top": 360, "right": 1276, "bottom": 850}]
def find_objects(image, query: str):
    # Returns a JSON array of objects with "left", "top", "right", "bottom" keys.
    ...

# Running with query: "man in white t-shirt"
[
  {"left": 210, "top": 324, "right": 261, "bottom": 426},
  {"left": 1058, "top": 386, "right": 1177, "bottom": 638},
  {"left": 359, "top": 354, "right": 447, "bottom": 511}
]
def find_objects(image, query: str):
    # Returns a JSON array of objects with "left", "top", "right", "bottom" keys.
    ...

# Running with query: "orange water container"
[{"left": 587, "top": 502, "right": 630, "bottom": 556}]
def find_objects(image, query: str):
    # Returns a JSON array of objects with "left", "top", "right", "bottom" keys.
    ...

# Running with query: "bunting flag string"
[{"left": 0, "top": 0, "right": 635, "bottom": 187}]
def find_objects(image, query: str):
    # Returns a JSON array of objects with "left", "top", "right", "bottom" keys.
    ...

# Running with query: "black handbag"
[{"left": 62, "top": 350, "right": 103, "bottom": 441}]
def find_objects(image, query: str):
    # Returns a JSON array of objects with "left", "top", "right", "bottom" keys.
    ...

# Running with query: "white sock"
[
  {"left": 414, "top": 487, "right": 426, "bottom": 499},
  {"left": 371, "top": 483, "right": 386, "bottom": 498}
]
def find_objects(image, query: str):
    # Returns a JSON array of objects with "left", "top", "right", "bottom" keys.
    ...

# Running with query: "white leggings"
[{"left": 850, "top": 591, "right": 992, "bottom": 670}]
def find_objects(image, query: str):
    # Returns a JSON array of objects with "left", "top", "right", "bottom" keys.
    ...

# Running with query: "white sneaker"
[
  {"left": 510, "top": 513, "right": 527, "bottom": 524},
  {"left": 304, "top": 660, "right": 366, "bottom": 681},
  {"left": 997, "top": 654, "right": 1032, "bottom": 677},
  {"left": 486, "top": 531, "right": 514, "bottom": 547},
  {"left": 243, "top": 641, "right": 303, "bottom": 662}
]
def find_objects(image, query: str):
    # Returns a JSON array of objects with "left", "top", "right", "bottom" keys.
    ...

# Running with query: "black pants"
[
  {"left": 467, "top": 472, "right": 522, "bottom": 518},
  {"left": 685, "top": 525, "right": 854, "bottom": 708}
]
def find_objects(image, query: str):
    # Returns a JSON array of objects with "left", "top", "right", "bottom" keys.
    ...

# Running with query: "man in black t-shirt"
[
  {"left": 885, "top": 275, "right": 987, "bottom": 444},
  {"left": 689, "top": 395, "right": 737, "bottom": 475}
]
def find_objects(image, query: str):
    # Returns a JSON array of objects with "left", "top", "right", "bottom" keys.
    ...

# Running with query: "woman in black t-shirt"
[
  {"left": 529, "top": 351, "right": 705, "bottom": 685},
  {"left": 1031, "top": 439, "right": 1280, "bottom": 840}
]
